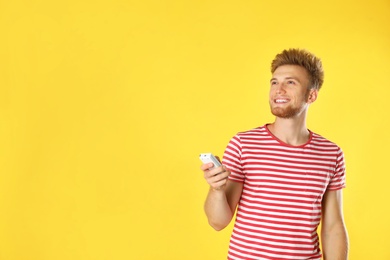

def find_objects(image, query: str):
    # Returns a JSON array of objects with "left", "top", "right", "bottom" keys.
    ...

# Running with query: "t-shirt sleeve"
[
  {"left": 222, "top": 134, "right": 245, "bottom": 183},
  {"left": 328, "top": 147, "right": 346, "bottom": 190}
]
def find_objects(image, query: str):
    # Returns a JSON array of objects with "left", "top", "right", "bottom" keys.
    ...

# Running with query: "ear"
[{"left": 307, "top": 89, "right": 318, "bottom": 104}]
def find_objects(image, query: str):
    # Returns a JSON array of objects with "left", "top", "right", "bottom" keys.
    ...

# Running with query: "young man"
[{"left": 200, "top": 49, "right": 348, "bottom": 260}]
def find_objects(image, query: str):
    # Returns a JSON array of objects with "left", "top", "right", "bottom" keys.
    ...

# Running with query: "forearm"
[
  {"left": 321, "top": 224, "right": 349, "bottom": 260},
  {"left": 204, "top": 188, "right": 234, "bottom": 231}
]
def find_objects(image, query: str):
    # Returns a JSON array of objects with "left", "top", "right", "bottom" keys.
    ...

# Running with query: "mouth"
[{"left": 274, "top": 98, "right": 290, "bottom": 104}]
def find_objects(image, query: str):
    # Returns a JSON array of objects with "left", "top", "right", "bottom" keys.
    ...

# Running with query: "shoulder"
[
  {"left": 310, "top": 132, "right": 343, "bottom": 157},
  {"left": 234, "top": 125, "right": 269, "bottom": 139},
  {"left": 226, "top": 125, "right": 274, "bottom": 152},
  {"left": 310, "top": 131, "right": 343, "bottom": 152}
]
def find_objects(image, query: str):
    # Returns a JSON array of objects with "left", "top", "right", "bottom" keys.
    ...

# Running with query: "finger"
[
  {"left": 210, "top": 178, "right": 228, "bottom": 190},
  {"left": 207, "top": 170, "right": 230, "bottom": 183},
  {"left": 205, "top": 167, "right": 225, "bottom": 179},
  {"left": 209, "top": 164, "right": 226, "bottom": 174},
  {"left": 200, "top": 162, "right": 214, "bottom": 171}
]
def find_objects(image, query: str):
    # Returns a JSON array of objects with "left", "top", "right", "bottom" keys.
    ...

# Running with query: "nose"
[{"left": 275, "top": 82, "right": 286, "bottom": 94}]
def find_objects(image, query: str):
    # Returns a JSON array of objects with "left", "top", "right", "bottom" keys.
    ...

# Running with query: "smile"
[{"left": 274, "top": 99, "right": 289, "bottom": 103}]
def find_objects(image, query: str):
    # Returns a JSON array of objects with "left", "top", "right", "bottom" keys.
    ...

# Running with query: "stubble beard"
[{"left": 270, "top": 104, "right": 305, "bottom": 119}]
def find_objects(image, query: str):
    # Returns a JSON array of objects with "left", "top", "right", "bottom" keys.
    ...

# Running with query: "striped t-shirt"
[{"left": 222, "top": 125, "right": 346, "bottom": 260}]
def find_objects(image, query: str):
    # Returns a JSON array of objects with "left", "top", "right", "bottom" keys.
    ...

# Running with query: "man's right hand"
[
  {"left": 201, "top": 160, "right": 241, "bottom": 231},
  {"left": 201, "top": 163, "right": 231, "bottom": 190}
]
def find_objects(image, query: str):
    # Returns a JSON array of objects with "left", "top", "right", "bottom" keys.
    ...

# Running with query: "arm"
[
  {"left": 321, "top": 189, "right": 349, "bottom": 260},
  {"left": 201, "top": 162, "right": 243, "bottom": 231}
]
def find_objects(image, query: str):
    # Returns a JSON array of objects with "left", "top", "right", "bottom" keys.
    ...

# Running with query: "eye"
[
  {"left": 270, "top": 81, "right": 278, "bottom": 86},
  {"left": 287, "top": 80, "right": 295, "bottom": 85}
]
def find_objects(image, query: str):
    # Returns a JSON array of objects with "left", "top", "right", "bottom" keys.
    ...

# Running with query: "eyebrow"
[{"left": 270, "top": 76, "right": 302, "bottom": 83}]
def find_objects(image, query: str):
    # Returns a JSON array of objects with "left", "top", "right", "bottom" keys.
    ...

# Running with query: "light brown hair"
[{"left": 271, "top": 49, "right": 324, "bottom": 90}]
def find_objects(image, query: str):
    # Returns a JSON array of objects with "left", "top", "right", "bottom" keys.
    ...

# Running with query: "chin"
[{"left": 271, "top": 107, "right": 299, "bottom": 119}]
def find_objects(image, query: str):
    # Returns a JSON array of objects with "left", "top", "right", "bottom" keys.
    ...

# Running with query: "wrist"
[{"left": 209, "top": 185, "right": 226, "bottom": 193}]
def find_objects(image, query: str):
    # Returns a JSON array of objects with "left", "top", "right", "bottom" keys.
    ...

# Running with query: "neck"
[{"left": 268, "top": 114, "right": 310, "bottom": 146}]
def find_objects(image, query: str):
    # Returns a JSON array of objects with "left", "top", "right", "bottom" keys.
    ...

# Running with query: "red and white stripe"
[{"left": 222, "top": 125, "right": 346, "bottom": 260}]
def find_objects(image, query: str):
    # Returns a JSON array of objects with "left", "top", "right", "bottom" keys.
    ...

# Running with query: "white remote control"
[{"left": 199, "top": 153, "right": 222, "bottom": 169}]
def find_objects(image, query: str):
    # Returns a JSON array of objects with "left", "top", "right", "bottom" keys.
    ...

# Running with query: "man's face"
[{"left": 269, "top": 65, "right": 315, "bottom": 119}]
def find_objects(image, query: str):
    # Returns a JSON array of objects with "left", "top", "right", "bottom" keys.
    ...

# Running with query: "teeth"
[{"left": 275, "top": 99, "right": 288, "bottom": 103}]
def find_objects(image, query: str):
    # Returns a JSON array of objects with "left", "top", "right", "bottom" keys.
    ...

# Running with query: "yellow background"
[{"left": 0, "top": 0, "right": 389, "bottom": 259}]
